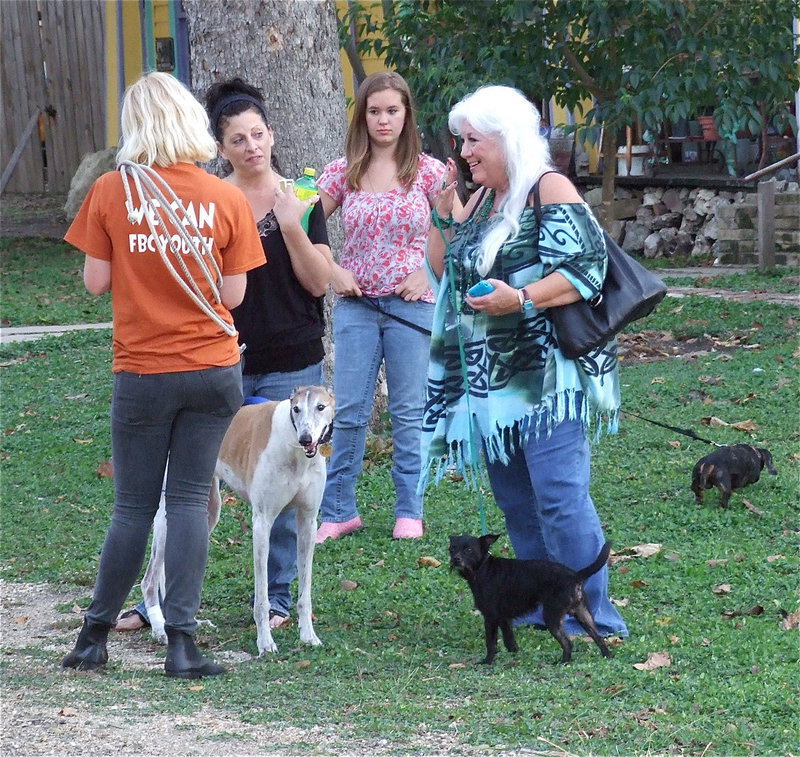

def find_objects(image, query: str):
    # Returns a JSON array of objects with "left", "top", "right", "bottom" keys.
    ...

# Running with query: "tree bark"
[{"left": 183, "top": 0, "right": 347, "bottom": 384}]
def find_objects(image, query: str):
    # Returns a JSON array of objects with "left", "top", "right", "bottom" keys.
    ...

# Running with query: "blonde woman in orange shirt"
[{"left": 60, "top": 72, "right": 264, "bottom": 679}]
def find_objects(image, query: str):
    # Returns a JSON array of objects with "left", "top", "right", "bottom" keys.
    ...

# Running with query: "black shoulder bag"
[{"left": 532, "top": 176, "right": 667, "bottom": 360}]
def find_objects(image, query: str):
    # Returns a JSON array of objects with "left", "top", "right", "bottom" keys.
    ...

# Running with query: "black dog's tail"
[{"left": 576, "top": 542, "right": 612, "bottom": 582}]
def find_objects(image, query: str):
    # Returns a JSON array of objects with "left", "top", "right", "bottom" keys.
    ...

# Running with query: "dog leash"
[
  {"left": 358, "top": 295, "right": 433, "bottom": 336},
  {"left": 432, "top": 210, "right": 489, "bottom": 536},
  {"left": 624, "top": 411, "right": 723, "bottom": 446}
]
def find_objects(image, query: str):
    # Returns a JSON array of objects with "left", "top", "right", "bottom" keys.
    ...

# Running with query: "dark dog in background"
[
  {"left": 449, "top": 534, "right": 614, "bottom": 665},
  {"left": 691, "top": 444, "right": 777, "bottom": 508}
]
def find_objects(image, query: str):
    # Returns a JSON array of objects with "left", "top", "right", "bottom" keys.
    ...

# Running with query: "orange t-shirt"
[{"left": 65, "top": 163, "right": 265, "bottom": 373}]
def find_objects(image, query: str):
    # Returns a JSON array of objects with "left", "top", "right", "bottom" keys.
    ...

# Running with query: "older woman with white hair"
[
  {"left": 422, "top": 85, "right": 627, "bottom": 638},
  {"left": 61, "top": 72, "right": 264, "bottom": 677}
]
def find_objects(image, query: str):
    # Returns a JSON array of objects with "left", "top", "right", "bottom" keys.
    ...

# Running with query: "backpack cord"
[{"left": 119, "top": 161, "right": 237, "bottom": 337}]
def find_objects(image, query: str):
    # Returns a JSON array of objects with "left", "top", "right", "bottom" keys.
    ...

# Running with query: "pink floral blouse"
[{"left": 318, "top": 154, "right": 446, "bottom": 303}]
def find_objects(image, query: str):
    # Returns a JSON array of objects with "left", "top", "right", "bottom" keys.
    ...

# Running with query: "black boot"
[
  {"left": 164, "top": 626, "right": 226, "bottom": 679},
  {"left": 61, "top": 617, "right": 112, "bottom": 671}
]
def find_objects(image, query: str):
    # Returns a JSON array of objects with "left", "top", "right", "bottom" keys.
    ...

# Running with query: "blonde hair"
[
  {"left": 345, "top": 71, "right": 421, "bottom": 190},
  {"left": 449, "top": 85, "right": 553, "bottom": 276},
  {"left": 116, "top": 72, "right": 216, "bottom": 167}
]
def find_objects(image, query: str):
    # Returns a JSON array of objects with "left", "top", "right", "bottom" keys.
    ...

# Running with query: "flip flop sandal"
[
  {"left": 268, "top": 609, "right": 291, "bottom": 629},
  {"left": 114, "top": 607, "right": 150, "bottom": 631}
]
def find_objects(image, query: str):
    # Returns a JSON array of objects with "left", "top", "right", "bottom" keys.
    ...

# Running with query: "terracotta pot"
[{"left": 698, "top": 115, "right": 719, "bottom": 141}]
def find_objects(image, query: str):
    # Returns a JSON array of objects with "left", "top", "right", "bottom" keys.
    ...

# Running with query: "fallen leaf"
[
  {"left": 59, "top": 707, "right": 78, "bottom": 717},
  {"left": 743, "top": 499, "right": 764, "bottom": 516},
  {"left": 651, "top": 377, "right": 665, "bottom": 384},
  {"left": 295, "top": 660, "right": 312, "bottom": 669},
  {"left": 668, "top": 440, "right": 681, "bottom": 448},
  {"left": 73, "top": 438, "right": 93, "bottom": 445},
  {"left": 633, "top": 651, "right": 671, "bottom": 671},
  {"left": 669, "top": 635, "right": 680, "bottom": 644},
  {"left": 449, "top": 662, "right": 466, "bottom": 669},
  {"left": 723, "top": 605, "right": 764, "bottom": 620},
  {"left": 340, "top": 580, "right": 359, "bottom": 591},
  {"left": 14, "top": 615, "right": 29, "bottom": 625},
  {"left": 188, "top": 685, "right": 203, "bottom": 691},
  {"left": 780, "top": 609, "right": 800, "bottom": 631},
  {"left": 96, "top": 459, "right": 114, "bottom": 479},
  {"left": 631, "top": 580, "right": 649, "bottom": 589},
  {"left": 713, "top": 583, "right": 732, "bottom": 595},
  {"left": 65, "top": 393, "right": 88, "bottom": 400},
  {"left": 612, "top": 598, "right": 629, "bottom": 607},
  {"left": 730, "top": 419, "right": 758, "bottom": 433},
  {"left": 418, "top": 556, "right": 441, "bottom": 568},
  {"left": 610, "top": 543, "right": 662, "bottom": 564},
  {"left": 707, "top": 558, "right": 729, "bottom": 568},
  {"left": 766, "top": 554, "right": 784, "bottom": 562},
  {"left": 71, "top": 604, "right": 83, "bottom": 614},
  {"left": 701, "top": 416, "right": 729, "bottom": 427},
  {"left": 372, "top": 559, "right": 385, "bottom": 567}
]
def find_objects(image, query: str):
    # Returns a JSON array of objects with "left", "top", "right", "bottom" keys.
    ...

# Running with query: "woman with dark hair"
[
  {"left": 315, "top": 71, "right": 459, "bottom": 542},
  {"left": 116, "top": 77, "right": 332, "bottom": 635},
  {"left": 204, "top": 77, "right": 332, "bottom": 626}
]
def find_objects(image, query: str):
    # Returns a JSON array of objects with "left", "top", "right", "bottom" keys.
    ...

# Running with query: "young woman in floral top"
[{"left": 316, "top": 71, "right": 459, "bottom": 541}]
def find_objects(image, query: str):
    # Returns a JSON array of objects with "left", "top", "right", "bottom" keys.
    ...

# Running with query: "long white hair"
[{"left": 449, "top": 85, "right": 553, "bottom": 275}]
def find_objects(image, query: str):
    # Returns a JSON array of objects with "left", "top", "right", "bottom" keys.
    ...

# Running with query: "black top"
[{"left": 232, "top": 201, "right": 329, "bottom": 374}]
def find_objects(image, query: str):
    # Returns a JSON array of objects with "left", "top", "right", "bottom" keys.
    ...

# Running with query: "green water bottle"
[{"left": 294, "top": 167, "right": 318, "bottom": 233}]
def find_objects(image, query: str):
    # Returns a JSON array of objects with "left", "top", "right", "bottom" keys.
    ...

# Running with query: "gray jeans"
[{"left": 85, "top": 363, "right": 242, "bottom": 633}]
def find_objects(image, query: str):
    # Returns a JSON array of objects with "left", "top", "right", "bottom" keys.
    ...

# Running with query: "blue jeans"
[
  {"left": 321, "top": 296, "right": 433, "bottom": 523},
  {"left": 485, "top": 415, "right": 628, "bottom": 637},
  {"left": 87, "top": 364, "right": 242, "bottom": 634},
  {"left": 131, "top": 361, "right": 322, "bottom": 622}
]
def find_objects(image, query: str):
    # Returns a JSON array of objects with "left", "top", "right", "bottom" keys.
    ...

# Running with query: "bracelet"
[
  {"left": 516, "top": 288, "right": 525, "bottom": 312},
  {"left": 431, "top": 207, "right": 453, "bottom": 229}
]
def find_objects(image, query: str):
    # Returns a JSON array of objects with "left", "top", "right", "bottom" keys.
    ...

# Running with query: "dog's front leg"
[
  {"left": 295, "top": 502, "right": 322, "bottom": 647},
  {"left": 252, "top": 506, "right": 278, "bottom": 655}
]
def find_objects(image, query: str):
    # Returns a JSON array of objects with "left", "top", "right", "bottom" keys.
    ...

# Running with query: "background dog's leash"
[{"left": 625, "top": 412, "right": 723, "bottom": 446}]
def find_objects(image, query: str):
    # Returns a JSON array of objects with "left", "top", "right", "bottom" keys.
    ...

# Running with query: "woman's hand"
[
  {"left": 433, "top": 157, "right": 459, "bottom": 222},
  {"left": 331, "top": 262, "right": 362, "bottom": 296},
  {"left": 273, "top": 185, "right": 317, "bottom": 230},
  {"left": 395, "top": 268, "right": 430, "bottom": 301},
  {"left": 465, "top": 279, "right": 522, "bottom": 316}
]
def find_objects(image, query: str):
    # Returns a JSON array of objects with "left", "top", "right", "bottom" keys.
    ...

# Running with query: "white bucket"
[{"left": 616, "top": 145, "right": 650, "bottom": 176}]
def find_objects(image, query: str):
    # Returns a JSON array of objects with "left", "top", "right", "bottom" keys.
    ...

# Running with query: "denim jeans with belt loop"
[{"left": 320, "top": 295, "right": 433, "bottom": 524}]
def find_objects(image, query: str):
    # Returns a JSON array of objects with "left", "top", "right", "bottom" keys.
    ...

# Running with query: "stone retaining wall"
[{"left": 585, "top": 180, "right": 799, "bottom": 266}]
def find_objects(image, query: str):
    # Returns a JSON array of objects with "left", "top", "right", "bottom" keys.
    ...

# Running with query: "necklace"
[{"left": 475, "top": 189, "right": 496, "bottom": 223}]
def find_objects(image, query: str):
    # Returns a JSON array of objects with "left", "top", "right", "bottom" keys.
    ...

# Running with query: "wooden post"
[{"left": 757, "top": 179, "right": 776, "bottom": 272}]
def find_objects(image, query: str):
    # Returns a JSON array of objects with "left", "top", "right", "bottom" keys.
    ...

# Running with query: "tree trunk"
[
  {"left": 599, "top": 124, "right": 618, "bottom": 229},
  {"left": 183, "top": 0, "right": 347, "bottom": 384}
]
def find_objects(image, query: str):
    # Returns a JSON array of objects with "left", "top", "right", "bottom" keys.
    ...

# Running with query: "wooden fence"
[{"left": 1, "top": 0, "right": 106, "bottom": 194}]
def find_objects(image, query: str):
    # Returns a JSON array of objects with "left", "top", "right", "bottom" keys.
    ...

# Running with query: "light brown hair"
[{"left": 345, "top": 71, "right": 421, "bottom": 190}]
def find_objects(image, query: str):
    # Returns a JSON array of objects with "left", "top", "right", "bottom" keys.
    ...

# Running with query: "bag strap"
[{"left": 529, "top": 169, "right": 561, "bottom": 227}]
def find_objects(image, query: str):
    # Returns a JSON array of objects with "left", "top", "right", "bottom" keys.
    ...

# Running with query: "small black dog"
[
  {"left": 449, "top": 534, "right": 613, "bottom": 665},
  {"left": 691, "top": 444, "right": 777, "bottom": 508}
]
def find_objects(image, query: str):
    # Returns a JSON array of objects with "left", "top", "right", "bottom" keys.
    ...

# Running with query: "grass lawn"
[{"left": 1, "top": 237, "right": 798, "bottom": 755}]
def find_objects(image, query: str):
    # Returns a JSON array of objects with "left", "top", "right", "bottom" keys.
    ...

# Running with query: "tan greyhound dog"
[{"left": 140, "top": 385, "right": 334, "bottom": 656}]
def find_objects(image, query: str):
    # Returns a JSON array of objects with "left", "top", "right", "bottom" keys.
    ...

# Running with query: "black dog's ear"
[
  {"left": 479, "top": 534, "right": 501, "bottom": 551},
  {"left": 759, "top": 448, "right": 778, "bottom": 475}
]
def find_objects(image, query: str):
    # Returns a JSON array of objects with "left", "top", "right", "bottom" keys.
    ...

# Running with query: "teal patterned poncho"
[{"left": 419, "top": 201, "right": 620, "bottom": 491}]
